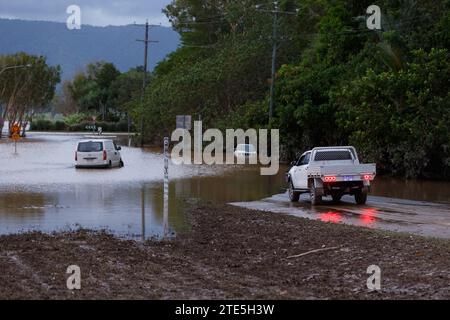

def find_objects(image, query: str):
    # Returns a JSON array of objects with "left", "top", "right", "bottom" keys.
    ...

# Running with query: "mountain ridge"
[{"left": 0, "top": 18, "right": 180, "bottom": 80}]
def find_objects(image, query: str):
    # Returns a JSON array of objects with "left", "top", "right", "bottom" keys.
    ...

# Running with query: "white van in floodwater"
[{"left": 75, "top": 139, "right": 124, "bottom": 169}]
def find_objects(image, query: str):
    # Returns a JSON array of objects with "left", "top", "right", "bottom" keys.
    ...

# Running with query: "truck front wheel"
[
  {"left": 355, "top": 191, "right": 368, "bottom": 205},
  {"left": 288, "top": 182, "right": 300, "bottom": 202}
]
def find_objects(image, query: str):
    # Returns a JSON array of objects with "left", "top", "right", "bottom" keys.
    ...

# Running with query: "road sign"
[
  {"left": 11, "top": 130, "right": 20, "bottom": 154},
  {"left": 11, "top": 124, "right": 20, "bottom": 135},
  {"left": 11, "top": 133, "right": 20, "bottom": 141},
  {"left": 176, "top": 115, "right": 192, "bottom": 130}
]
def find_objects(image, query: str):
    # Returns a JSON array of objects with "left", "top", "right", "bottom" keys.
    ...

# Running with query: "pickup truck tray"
[{"left": 307, "top": 164, "right": 377, "bottom": 178}]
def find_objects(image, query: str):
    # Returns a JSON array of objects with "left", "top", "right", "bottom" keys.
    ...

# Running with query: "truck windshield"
[
  {"left": 314, "top": 151, "right": 352, "bottom": 161},
  {"left": 77, "top": 142, "right": 103, "bottom": 152}
]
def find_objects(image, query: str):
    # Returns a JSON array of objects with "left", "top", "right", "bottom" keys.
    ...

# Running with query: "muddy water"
[
  {"left": 0, "top": 133, "right": 449, "bottom": 238},
  {"left": 0, "top": 133, "right": 286, "bottom": 238}
]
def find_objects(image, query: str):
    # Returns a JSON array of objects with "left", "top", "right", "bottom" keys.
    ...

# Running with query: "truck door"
[{"left": 294, "top": 152, "right": 311, "bottom": 189}]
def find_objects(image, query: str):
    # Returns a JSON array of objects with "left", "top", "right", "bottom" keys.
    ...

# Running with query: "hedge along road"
[{"left": 0, "top": 132, "right": 449, "bottom": 239}]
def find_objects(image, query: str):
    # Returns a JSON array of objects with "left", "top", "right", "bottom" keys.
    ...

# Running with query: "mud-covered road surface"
[
  {"left": 0, "top": 204, "right": 449, "bottom": 300},
  {"left": 232, "top": 193, "right": 450, "bottom": 239}
]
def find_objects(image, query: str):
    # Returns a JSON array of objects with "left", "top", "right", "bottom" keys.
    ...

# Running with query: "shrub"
[
  {"left": 54, "top": 121, "right": 67, "bottom": 131},
  {"left": 67, "top": 121, "right": 130, "bottom": 132},
  {"left": 30, "top": 119, "right": 54, "bottom": 131},
  {"left": 63, "top": 113, "right": 87, "bottom": 126}
]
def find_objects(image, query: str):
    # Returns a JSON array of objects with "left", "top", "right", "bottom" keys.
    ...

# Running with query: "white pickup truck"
[{"left": 287, "top": 147, "right": 376, "bottom": 205}]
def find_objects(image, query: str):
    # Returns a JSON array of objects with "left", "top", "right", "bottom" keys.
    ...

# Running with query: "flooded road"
[
  {"left": 0, "top": 133, "right": 286, "bottom": 238},
  {"left": 1, "top": 133, "right": 449, "bottom": 238},
  {"left": 232, "top": 194, "right": 450, "bottom": 239}
]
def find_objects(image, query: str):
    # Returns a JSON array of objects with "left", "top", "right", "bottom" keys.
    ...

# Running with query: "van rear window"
[
  {"left": 314, "top": 151, "right": 352, "bottom": 161},
  {"left": 78, "top": 142, "right": 103, "bottom": 152}
]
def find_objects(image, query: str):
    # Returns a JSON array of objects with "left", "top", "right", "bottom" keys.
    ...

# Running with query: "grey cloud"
[{"left": 0, "top": 0, "right": 172, "bottom": 26}]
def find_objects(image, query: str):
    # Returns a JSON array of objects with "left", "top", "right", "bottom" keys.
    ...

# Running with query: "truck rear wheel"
[
  {"left": 310, "top": 184, "right": 322, "bottom": 206},
  {"left": 355, "top": 191, "right": 368, "bottom": 205},
  {"left": 288, "top": 182, "right": 300, "bottom": 202}
]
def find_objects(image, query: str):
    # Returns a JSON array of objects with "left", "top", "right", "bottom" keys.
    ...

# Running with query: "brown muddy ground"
[{"left": 0, "top": 204, "right": 449, "bottom": 300}]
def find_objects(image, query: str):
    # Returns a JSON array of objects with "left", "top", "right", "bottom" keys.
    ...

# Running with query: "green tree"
[
  {"left": 335, "top": 49, "right": 450, "bottom": 178},
  {"left": 67, "top": 61, "right": 120, "bottom": 120},
  {"left": 0, "top": 52, "right": 60, "bottom": 137}
]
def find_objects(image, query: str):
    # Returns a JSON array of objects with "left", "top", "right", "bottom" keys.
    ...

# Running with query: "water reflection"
[
  {"left": 172, "top": 169, "right": 285, "bottom": 204},
  {"left": 319, "top": 212, "right": 343, "bottom": 224},
  {"left": 0, "top": 167, "right": 286, "bottom": 238},
  {"left": 360, "top": 208, "right": 378, "bottom": 226},
  {"left": 372, "top": 177, "right": 450, "bottom": 203},
  {"left": 0, "top": 192, "right": 50, "bottom": 219}
]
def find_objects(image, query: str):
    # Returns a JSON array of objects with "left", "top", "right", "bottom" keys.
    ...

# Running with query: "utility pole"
[
  {"left": 136, "top": 21, "right": 159, "bottom": 147},
  {"left": 256, "top": 2, "right": 298, "bottom": 123}
]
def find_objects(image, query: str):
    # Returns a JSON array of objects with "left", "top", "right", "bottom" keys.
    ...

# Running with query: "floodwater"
[
  {"left": 1, "top": 133, "right": 449, "bottom": 239},
  {"left": 233, "top": 175, "right": 450, "bottom": 239},
  {"left": 232, "top": 194, "right": 450, "bottom": 239},
  {"left": 0, "top": 133, "right": 286, "bottom": 239}
]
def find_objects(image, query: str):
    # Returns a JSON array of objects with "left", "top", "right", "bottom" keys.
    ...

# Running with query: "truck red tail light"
[
  {"left": 324, "top": 176, "right": 337, "bottom": 183},
  {"left": 362, "top": 174, "right": 374, "bottom": 181},
  {"left": 75, "top": 151, "right": 77, "bottom": 161},
  {"left": 103, "top": 150, "right": 107, "bottom": 161}
]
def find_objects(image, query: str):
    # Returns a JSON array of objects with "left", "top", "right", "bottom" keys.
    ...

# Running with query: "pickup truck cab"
[{"left": 287, "top": 147, "right": 376, "bottom": 205}]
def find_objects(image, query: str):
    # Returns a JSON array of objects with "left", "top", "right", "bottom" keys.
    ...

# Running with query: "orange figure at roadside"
[{"left": 11, "top": 123, "right": 20, "bottom": 141}]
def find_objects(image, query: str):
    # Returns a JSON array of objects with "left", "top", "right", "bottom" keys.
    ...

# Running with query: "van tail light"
[
  {"left": 75, "top": 151, "right": 77, "bottom": 161},
  {"left": 324, "top": 176, "right": 337, "bottom": 183},
  {"left": 103, "top": 150, "right": 107, "bottom": 161},
  {"left": 362, "top": 174, "right": 374, "bottom": 181}
]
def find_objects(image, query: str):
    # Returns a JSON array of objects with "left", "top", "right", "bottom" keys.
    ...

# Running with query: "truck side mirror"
[{"left": 291, "top": 161, "right": 296, "bottom": 166}]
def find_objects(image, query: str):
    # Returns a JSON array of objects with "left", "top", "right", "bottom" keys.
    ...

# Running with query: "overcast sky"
[{"left": 0, "top": 0, "right": 172, "bottom": 26}]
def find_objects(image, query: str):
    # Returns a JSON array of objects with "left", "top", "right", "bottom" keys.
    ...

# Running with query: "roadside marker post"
[
  {"left": 141, "top": 186, "right": 146, "bottom": 241},
  {"left": 163, "top": 137, "right": 169, "bottom": 237}
]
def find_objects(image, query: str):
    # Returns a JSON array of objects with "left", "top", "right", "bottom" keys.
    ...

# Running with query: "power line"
[
  {"left": 134, "top": 21, "right": 159, "bottom": 147},
  {"left": 255, "top": 1, "right": 298, "bottom": 122}
]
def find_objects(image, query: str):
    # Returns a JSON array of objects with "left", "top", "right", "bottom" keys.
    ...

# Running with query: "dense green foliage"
[
  {"left": 140, "top": 0, "right": 303, "bottom": 141},
  {"left": 335, "top": 49, "right": 450, "bottom": 178},
  {"left": 124, "top": 0, "right": 450, "bottom": 179},
  {"left": 274, "top": 0, "right": 450, "bottom": 178},
  {"left": 67, "top": 61, "right": 121, "bottom": 121}
]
